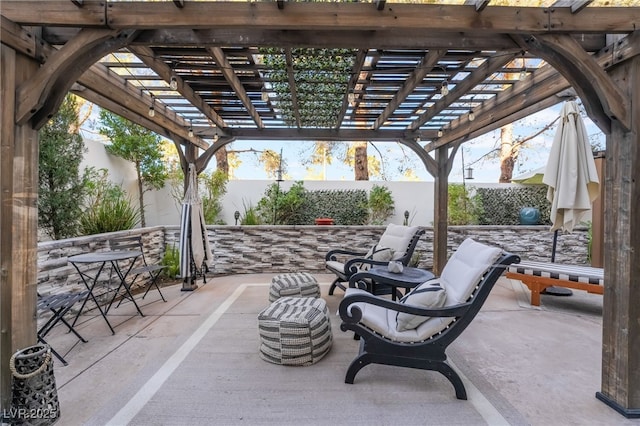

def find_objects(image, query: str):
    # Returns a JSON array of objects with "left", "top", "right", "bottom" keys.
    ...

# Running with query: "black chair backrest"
[{"left": 398, "top": 228, "right": 425, "bottom": 265}]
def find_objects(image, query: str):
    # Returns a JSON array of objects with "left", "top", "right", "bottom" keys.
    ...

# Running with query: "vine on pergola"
[{"left": 259, "top": 48, "right": 357, "bottom": 128}]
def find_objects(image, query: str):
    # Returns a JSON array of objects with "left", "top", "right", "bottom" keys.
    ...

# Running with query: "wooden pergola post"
[
  {"left": 597, "top": 54, "right": 640, "bottom": 418},
  {"left": 432, "top": 146, "right": 449, "bottom": 275},
  {"left": 0, "top": 44, "right": 39, "bottom": 408}
]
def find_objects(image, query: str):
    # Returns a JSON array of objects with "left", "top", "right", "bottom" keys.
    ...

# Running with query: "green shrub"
[
  {"left": 161, "top": 245, "right": 180, "bottom": 279},
  {"left": 256, "top": 181, "right": 306, "bottom": 225},
  {"left": 80, "top": 170, "right": 140, "bottom": 234},
  {"left": 368, "top": 185, "right": 395, "bottom": 225},
  {"left": 241, "top": 202, "right": 261, "bottom": 225}
]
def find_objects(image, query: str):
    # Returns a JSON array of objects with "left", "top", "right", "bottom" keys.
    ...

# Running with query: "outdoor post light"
[
  {"left": 234, "top": 210, "right": 240, "bottom": 225},
  {"left": 404, "top": 210, "right": 410, "bottom": 226}
]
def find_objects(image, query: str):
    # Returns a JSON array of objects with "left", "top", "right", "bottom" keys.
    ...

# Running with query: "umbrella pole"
[
  {"left": 551, "top": 229, "right": 558, "bottom": 262},
  {"left": 543, "top": 229, "right": 573, "bottom": 297},
  {"left": 181, "top": 229, "right": 199, "bottom": 292}
]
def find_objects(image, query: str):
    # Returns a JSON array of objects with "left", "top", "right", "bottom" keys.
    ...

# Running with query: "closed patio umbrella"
[
  {"left": 541, "top": 101, "right": 600, "bottom": 295},
  {"left": 179, "top": 163, "right": 213, "bottom": 290},
  {"left": 543, "top": 100, "right": 600, "bottom": 234}
]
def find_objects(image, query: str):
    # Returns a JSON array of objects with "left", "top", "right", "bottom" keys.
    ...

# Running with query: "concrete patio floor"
[{"left": 31, "top": 273, "right": 635, "bottom": 425}]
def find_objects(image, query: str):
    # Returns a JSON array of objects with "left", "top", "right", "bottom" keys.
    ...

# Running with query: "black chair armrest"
[
  {"left": 325, "top": 248, "right": 368, "bottom": 261},
  {"left": 338, "top": 291, "right": 471, "bottom": 324},
  {"left": 343, "top": 257, "right": 395, "bottom": 276}
]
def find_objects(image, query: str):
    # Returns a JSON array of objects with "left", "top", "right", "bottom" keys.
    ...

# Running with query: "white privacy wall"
[{"left": 81, "top": 138, "right": 542, "bottom": 228}]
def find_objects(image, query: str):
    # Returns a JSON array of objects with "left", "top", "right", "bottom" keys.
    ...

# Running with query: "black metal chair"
[
  {"left": 338, "top": 238, "right": 520, "bottom": 399},
  {"left": 37, "top": 291, "right": 89, "bottom": 365},
  {"left": 325, "top": 224, "right": 425, "bottom": 296},
  {"left": 109, "top": 235, "right": 168, "bottom": 306}
]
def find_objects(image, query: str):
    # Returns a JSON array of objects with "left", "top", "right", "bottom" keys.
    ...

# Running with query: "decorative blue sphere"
[{"left": 519, "top": 207, "right": 540, "bottom": 225}]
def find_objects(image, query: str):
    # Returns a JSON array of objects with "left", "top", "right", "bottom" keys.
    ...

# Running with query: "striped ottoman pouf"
[
  {"left": 258, "top": 296, "right": 332, "bottom": 366},
  {"left": 269, "top": 272, "right": 320, "bottom": 302}
]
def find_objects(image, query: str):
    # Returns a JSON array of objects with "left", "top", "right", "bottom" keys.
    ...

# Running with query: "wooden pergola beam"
[
  {"left": 3, "top": 2, "right": 637, "bottom": 34},
  {"left": 373, "top": 50, "right": 445, "bottom": 130},
  {"left": 77, "top": 64, "right": 208, "bottom": 149},
  {"left": 431, "top": 32, "right": 640, "bottom": 150},
  {"left": 129, "top": 45, "right": 226, "bottom": 129},
  {"left": 133, "top": 28, "right": 521, "bottom": 51},
  {"left": 526, "top": 33, "right": 630, "bottom": 132},
  {"left": 551, "top": 0, "right": 593, "bottom": 14},
  {"left": 203, "top": 127, "right": 433, "bottom": 142},
  {"left": 284, "top": 48, "right": 302, "bottom": 128},
  {"left": 409, "top": 52, "right": 516, "bottom": 131},
  {"left": 15, "top": 28, "right": 125, "bottom": 127},
  {"left": 336, "top": 49, "right": 367, "bottom": 128},
  {"left": 206, "top": 47, "right": 263, "bottom": 128}
]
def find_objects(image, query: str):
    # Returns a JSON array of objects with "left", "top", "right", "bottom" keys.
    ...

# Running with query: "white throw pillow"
[{"left": 396, "top": 280, "right": 447, "bottom": 332}]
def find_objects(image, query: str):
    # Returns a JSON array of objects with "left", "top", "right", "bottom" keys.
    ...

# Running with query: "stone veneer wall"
[
  {"left": 164, "top": 224, "right": 590, "bottom": 274},
  {"left": 37, "top": 227, "right": 167, "bottom": 297},
  {"left": 37, "top": 224, "right": 589, "bottom": 294}
]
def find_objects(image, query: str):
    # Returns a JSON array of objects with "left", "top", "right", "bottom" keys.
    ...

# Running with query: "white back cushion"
[
  {"left": 440, "top": 238, "right": 502, "bottom": 306},
  {"left": 377, "top": 223, "right": 419, "bottom": 261}
]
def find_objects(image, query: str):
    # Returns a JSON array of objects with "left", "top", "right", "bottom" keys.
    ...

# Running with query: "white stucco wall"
[{"left": 82, "top": 137, "right": 565, "bottom": 228}]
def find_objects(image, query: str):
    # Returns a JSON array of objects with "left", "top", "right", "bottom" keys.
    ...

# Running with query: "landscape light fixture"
[
  {"left": 188, "top": 119, "right": 193, "bottom": 138},
  {"left": 148, "top": 95, "right": 155, "bottom": 117},
  {"left": 261, "top": 87, "right": 269, "bottom": 102},
  {"left": 234, "top": 210, "right": 240, "bottom": 225},
  {"left": 169, "top": 75, "right": 178, "bottom": 91},
  {"left": 440, "top": 79, "right": 449, "bottom": 96}
]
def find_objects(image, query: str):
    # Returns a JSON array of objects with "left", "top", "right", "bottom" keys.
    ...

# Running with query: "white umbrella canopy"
[
  {"left": 543, "top": 101, "right": 600, "bottom": 233},
  {"left": 179, "top": 163, "right": 213, "bottom": 287}
]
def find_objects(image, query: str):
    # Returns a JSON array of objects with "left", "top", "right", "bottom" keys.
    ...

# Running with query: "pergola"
[{"left": 1, "top": 0, "right": 639, "bottom": 417}]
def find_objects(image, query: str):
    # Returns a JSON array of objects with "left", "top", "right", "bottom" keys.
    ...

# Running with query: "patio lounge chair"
[
  {"left": 338, "top": 238, "right": 520, "bottom": 399},
  {"left": 325, "top": 224, "right": 424, "bottom": 296}
]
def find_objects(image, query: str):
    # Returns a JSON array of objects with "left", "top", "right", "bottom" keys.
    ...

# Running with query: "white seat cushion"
[
  {"left": 344, "top": 238, "right": 503, "bottom": 342},
  {"left": 396, "top": 280, "right": 447, "bottom": 331},
  {"left": 439, "top": 238, "right": 502, "bottom": 306},
  {"left": 377, "top": 223, "right": 419, "bottom": 261}
]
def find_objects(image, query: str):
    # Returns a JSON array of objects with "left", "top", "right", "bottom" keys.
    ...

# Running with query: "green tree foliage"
[
  {"left": 200, "top": 169, "right": 228, "bottom": 224},
  {"left": 98, "top": 110, "right": 168, "bottom": 227},
  {"left": 448, "top": 184, "right": 482, "bottom": 225},
  {"left": 38, "top": 94, "right": 91, "bottom": 240}
]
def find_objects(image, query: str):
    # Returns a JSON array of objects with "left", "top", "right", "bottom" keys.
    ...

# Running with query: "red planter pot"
[{"left": 314, "top": 218, "right": 334, "bottom": 225}]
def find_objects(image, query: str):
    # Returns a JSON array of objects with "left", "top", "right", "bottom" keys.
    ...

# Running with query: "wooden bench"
[{"left": 506, "top": 260, "right": 603, "bottom": 306}]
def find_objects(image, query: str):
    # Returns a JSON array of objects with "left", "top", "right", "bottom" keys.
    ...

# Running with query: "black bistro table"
[
  {"left": 68, "top": 250, "right": 142, "bottom": 334},
  {"left": 349, "top": 266, "right": 435, "bottom": 300}
]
